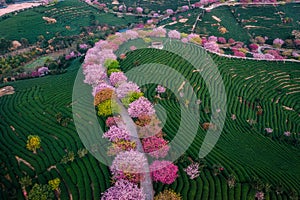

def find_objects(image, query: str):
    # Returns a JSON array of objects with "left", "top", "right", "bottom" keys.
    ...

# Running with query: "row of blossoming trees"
[
  {"left": 82, "top": 28, "right": 188, "bottom": 199},
  {"left": 81, "top": 26, "right": 299, "bottom": 199}
]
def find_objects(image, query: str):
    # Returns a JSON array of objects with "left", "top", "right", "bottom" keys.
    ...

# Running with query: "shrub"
[
  {"left": 26, "top": 135, "right": 41, "bottom": 154},
  {"left": 104, "top": 59, "right": 120, "bottom": 70},
  {"left": 154, "top": 189, "right": 182, "bottom": 200},
  {"left": 101, "top": 179, "right": 145, "bottom": 200},
  {"left": 48, "top": 178, "right": 60, "bottom": 191},
  {"left": 150, "top": 160, "right": 178, "bottom": 184},
  {"left": 94, "top": 88, "right": 115, "bottom": 106},
  {"left": 142, "top": 136, "right": 169, "bottom": 158},
  {"left": 110, "top": 150, "right": 147, "bottom": 183},
  {"left": 121, "top": 91, "right": 144, "bottom": 107},
  {"left": 107, "top": 69, "right": 121, "bottom": 76},
  {"left": 97, "top": 100, "right": 120, "bottom": 117},
  {"left": 128, "top": 97, "right": 155, "bottom": 118},
  {"left": 28, "top": 184, "right": 54, "bottom": 200}
]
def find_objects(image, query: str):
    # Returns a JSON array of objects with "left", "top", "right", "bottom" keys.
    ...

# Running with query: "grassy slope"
[
  {"left": 0, "top": 41, "right": 299, "bottom": 199},
  {"left": 0, "top": 60, "right": 111, "bottom": 200},
  {"left": 119, "top": 41, "right": 300, "bottom": 199},
  {"left": 160, "top": 4, "right": 300, "bottom": 42},
  {"left": 0, "top": 0, "right": 139, "bottom": 44}
]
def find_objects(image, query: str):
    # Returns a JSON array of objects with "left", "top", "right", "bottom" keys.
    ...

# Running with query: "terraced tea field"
[
  {"left": 233, "top": 4, "right": 300, "bottom": 41},
  {"left": 160, "top": 3, "right": 300, "bottom": 42},
  {"left": 1, "top": 39, "right": 300, "bottom": 199},
  {"left": 0, "top": 60, "right": 111, "bottom": 199},
  {"left": 118, "top": 40, "right": 300, "bottom": 199},
  {"left": 0, "top": 0, "right": 139, "bottom": 44},
  {"left": 99, "top": 0, "right": 199, "bottom": 11}
]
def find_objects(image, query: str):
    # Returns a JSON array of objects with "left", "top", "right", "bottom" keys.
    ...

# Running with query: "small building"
[{"left": 151, "top": 42, "right": 163, "bottom": 49}]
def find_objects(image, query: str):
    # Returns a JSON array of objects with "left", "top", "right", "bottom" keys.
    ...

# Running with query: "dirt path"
[
  {"left": 0, "top": 2, "right": 41, "bottom": 16},
  {"left": 15, "top": 155, "right": 35, "bottom": 171},
  {"left": 0, "top": 86, "right": 15, "bottom": 97}
]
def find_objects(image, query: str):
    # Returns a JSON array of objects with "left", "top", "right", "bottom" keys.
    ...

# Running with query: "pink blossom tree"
[
  {"left": 142, "top": 136, "right": 170, "bottom": 158},
  {"left": 150, "top": 160, "right": 178, "bottom": 184},
  {"left": 168, "top": 30, "right": 181, "bottom": 39},
  {"left": 116, "top": 81, "right": 141, "bottom": 98},
  {"left": 217, "top": 37, "right": 226, "bottom": 44},
  {"left": 165, "top": 9, "right": 174, "bottom": 15},
  {"left": 136, "top": 7, "right": 143, "bottom": 14},
  {"left": 101, "top": 179, "right": 146, "bottom": 200},
  {"left": 109, "top": 72, "right": 128, "bottom": 86},
  {"left": 128, "top": 97, "right": 155, "bottom": 118},
  {"left": 103, "top": 126, "right": 131, "bottom": 142},
  {"left": 273, "top": 38, "right": 284, "bottom": 48},
  {"left": 156, "top": 85, "right": 166, "bottom": 93},
  {"left": 203, "top": 41, "right": 220, "bottom": 53},
  {"left": 110, "top": 150, "right": 148, "bottom": 183},
  {"left": 184, "top": 163, "right": 200, "bottom": 179}
]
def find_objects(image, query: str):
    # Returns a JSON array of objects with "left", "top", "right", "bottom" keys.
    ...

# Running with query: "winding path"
[{"left": 117, "top": 101, "right": 154, "bottom": 200}]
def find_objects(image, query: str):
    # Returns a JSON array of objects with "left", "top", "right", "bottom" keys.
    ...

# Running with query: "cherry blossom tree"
[
  {"left": 103, "top": 126, "right": 131, "bottom": 142},
  {"left": 184, "top": 163, "right": 200, "bottom": 179},
  {"left": 110, "top": 150, "right": 148, "bottom": 183},
  {"left": 116, "top": 81, "right": 141, "bottom": 99},
  {"left": 142, "top": 136, "right": 170, "bottom": 158},
  {"left": 136, "top": 7, "right": 143, "bottom": 14},
  {"left": 109, "top": 72, "right": 128, "bottom": 86},
  {"left": 273, "top": 38, "right": 284, "bottom": 48},
  {"left": 150, "top": 160, "right": 178, "bottom": 184},
  {"left": 128, "top": 97, "right": 155, "bottom": 118},
  {"left": 156, "top": 85, "right": 166, "bottom": 93},
  {"left": 168, "top": 30, "right": 181, "bottom": 39},
  {"left": 203, "top": 41, "right": 220, "bottom": 53},
  {"left": 165, "top": 9, "right": 174, "bottom": 15},
  {"left": 101, "top": 179, "right": 146, "bottom": 200}
]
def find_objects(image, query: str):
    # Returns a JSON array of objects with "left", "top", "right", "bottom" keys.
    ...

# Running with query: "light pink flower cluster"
[
  {"left": 165, "top": 9, "right": 174, "bottom": 15},
  {"left": 136, "top": 7, "right": 143, "bottom": 13},
  {"left": 106, "top": 116, "right": 123, "bottom": 128},
  {"left": 150, "top": 27, "right": 167, "bottom": 37},
  {"left": 265, "top": 128, "right": 273, "bottom": 133},
  {"left": 142, "top": 136, "right": 169, "bottom": 158},
  {"left": 101, "top": 179, "right": 146, "bottom": 200},
  {"left": 168, "top": 30, "right": 181, "bottom": 39},
  {"left": 150, "top": 160, "right": 178, "bottom": 184},
  {"left": 128, "top": 97, "right": 155, "bottom": 118},
  {"left": 184, "top": 163, "right": 200, "bottom": 179},
  {"left": 156, "top": 85, "right": 166, "bottom": 93},
  {"left": 116, "top": 82, "right": 141, "bottom": 98},
  {"left": 203, "top": 41, "right": 220, "bottom": 53},
  {"left": 79, "top": 43, "right": 89, "bottom": 49},
  {"left": 255, "top": 191, "right": 264, "bottom": 200},
  {"left": 83, "top": 64, "right": 107, "bottom": 86},
  {"left": 208, "top": 36, "right": 218, "bottom": 42},
  {"left": 125, "top": 30, "right": 139, "bottom": 40},
  {"left": 103, "top": 126, "right": 131, "bottom": 142},
  {"left": 92, "top": 83, "right": 114, "bottom": 96},
  {"left": 110, "top": 150, "right": 148, "bottom": 183},
  {"left": 109, "top": 72, "right": 128, "bottom": 86},
  {"left": 273, "top": 38, "right": 284, "bottom": 46}
]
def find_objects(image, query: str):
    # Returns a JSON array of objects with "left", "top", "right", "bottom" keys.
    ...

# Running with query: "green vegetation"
[
  {"left": 160, "top": 4, "right": 300, "bottom": 42},
  {"left": 1, "top": 1, "right": 300, "bottom": 200},
  {"left": 100, "top": 0, "right": 199, "bottom": 11},
  {"left": 119, "top": 42, "right": 300, "bottom": 199},
  {"left": 0, "top": 0, "right": 140, "bottom": 44},
  {"left": 0, "top": 60, "right": 111, "bottom": 199},
  {"left": 233, "top": 4, "right": 300, "bottom": 41}
]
